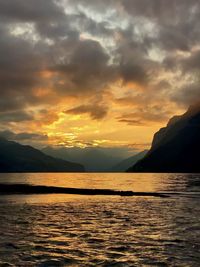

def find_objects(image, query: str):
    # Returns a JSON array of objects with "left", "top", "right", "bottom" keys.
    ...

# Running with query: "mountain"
[
  {"left": 128, "top": 104, "right": 200, "bottom": 173},
  {"left": 42, "top": 147, "right": 123, "bottom": 172},
  {"left": 110, "top": 150, "right": 148, "bottom": 172},
  {"left": 0, "top": 138, "right": 84, "bottom": 172}
]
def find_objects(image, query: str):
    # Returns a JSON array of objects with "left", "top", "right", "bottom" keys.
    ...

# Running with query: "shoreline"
[{"left": 0, "top": 183, "right": 169, "bottom": 198}]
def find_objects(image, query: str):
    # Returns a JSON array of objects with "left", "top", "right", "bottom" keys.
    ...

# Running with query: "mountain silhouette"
[
  {"left": 42, "top": 146, "right": 123, "bottom": 172},
  {"left": 128, "top": 104, "right": 200, "bottom": 172},
  {"left": 0, "top": 138, "right": 84, "bottom": 172},
  {"left": 110, "top": 150, "right": 148, "bottom": 172}
]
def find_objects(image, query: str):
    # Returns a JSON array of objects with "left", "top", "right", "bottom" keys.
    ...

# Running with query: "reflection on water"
[
  {"left": 1, "top": 172, "right": 199, "bottom": 192},
  {"left": 0, "top": 173, "right": 200, "bottom": 266}
]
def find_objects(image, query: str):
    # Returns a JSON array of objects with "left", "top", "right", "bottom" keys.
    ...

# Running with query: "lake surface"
[{"left": 0, "top": 173, "right": 200, "bottom": 266}]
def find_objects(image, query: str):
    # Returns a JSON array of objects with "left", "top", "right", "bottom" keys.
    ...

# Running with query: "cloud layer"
[{"left": 0, "top": 0, "right": 199, "bottom": 148}]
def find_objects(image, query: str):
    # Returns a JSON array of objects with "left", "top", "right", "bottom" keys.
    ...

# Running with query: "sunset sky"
[{"left": 0, "top": 0, "right": 200, "bottom": 152}]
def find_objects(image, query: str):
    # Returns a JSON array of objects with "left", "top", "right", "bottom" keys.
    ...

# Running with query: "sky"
[{"left": 0, "top": 0, "right": 200, "bottom": 153}]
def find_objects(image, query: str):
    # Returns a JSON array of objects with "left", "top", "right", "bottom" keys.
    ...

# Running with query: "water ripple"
[{"left": 0, "top": 196, "right": 199, "bottom": 266}]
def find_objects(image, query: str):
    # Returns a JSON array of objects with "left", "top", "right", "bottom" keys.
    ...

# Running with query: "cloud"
[
  {"left": 65, "top": 103, "right": 108, "bottom": 120},
  {"left": 0, "top": 23, "right": 48, "bottom": 117},
  {"left": 51, "top": 39, "right": 113, "bottom": 96},
  {"left": 0, "top": 0, "right": 64, "bottom": 22},
  {"left": 118, "top": 119, "right": 144, "bottom": 126},
  {"left": 0, "top": 111, "right": 34, "bottom": 122},
  {"left": 0, "top": 130, "right": 48, "bottom": 141},
  {"left": 171, "top": 84, "right": 200, "bottom": 107},
  {"left": 0, "top": 0, "right": 200, "bottom": 147},
  {"left": 118, "top": 106, "right": 170, "bottom": 126},
  {"left": 120, "top": 62, "right": 148, "bottom": 85},
  {"left": 182, "top": 49, "right": 200, "bottom": 72}
]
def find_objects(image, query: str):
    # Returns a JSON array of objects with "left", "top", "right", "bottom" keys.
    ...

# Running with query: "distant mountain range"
[
  {"left": 0, "top": 137, "right": 147, "bottom": 173},
  {"left": 0, "top": 138, "right": 84, "bottom": 172},
  {"left": 111, "top": 150, "right": 148, "bottom": 172},
  {"left": 42, "top": 146, "right": 124, "bottom": 172},
  {"left": 128, "top": 104, "right": 200, "bottom": 173}
]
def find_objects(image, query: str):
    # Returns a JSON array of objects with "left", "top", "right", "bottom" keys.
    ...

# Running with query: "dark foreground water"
[{"left": 0, "top": 173, "right": 200, "bottom": 266}]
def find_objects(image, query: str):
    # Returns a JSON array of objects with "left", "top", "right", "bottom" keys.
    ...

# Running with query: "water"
[{"left": 0, "top": 173, "right": 200, "bottom": 266}]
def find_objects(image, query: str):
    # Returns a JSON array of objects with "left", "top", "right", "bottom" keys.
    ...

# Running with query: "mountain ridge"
[
  {"left": 42, "top": 146, "right": 124, "bottom": 172},
  {"left": 110, "top": 150, "right": 148, "bottom": 172},
  {"left": 128, "top": 104, "right": 200, "bottom": 173},
  {"left": 0, "top": 138, "right": 84, "bottom": 172}
]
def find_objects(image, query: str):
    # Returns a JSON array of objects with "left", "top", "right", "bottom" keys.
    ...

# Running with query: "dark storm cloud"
[
  {"left": 163, "top": 48, "right": 200, "bottom": 107},
  {"left": 51, "top": 39, "right": 115, "bottom": 95},
  {"left": 158, "top": 26, "right": 190, "bottom": 52},
  {"left": 0, "top": 0, "right": 64, "bottom": 22},
  {"left": 0, "top": 30, "right": 46, "bottom": 116},
  {"left": 0, "top": 111, "right": 34, "bottom": 122},
  {"left": 0, "top": 0, "right": 72, "bottom": 108},
  {"left": 171, "top": 84, "right": 200, "bottom": 107},
  {"left": 0, "top": 0, "right": 200, "bottom": 128},
  {"left": 36, "top": 21, "right": 78, "bottom": 40},
  {"left": 0, "top": 0, "right": 69, "bottom": 121},
  {"left": 68, "top": 0, "right": 200, "bottom": 53},
  {"left": 0, "top": 0, "right": 81, "bottom": 41},
  {"left": 65, "top": 103, "right": 108, "bottom": 120},
  {"left": 182, "top": 50, "right": 200, "bottom": 72},
  {"left": 121, "top": 0, "right": 198, "bottom": 19},
  {"left": 163, "top": 48, "right": 200, "bottom": 75},
  {"left": 0, "top": 130, "right": 48, "bottom": 141},
  {"left": 0, "top": 98, "right": 23, "bottom": 113},
  {"left": 0, "top": 13, "right": 52, "bottom": 95},
  {"left": 0, "top": 0, "right": 110, "bottom": 127},
  {"left": 120, "top": 62, "right": 148, "bottom": 85}
]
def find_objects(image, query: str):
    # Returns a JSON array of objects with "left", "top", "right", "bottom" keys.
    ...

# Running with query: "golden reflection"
[{"left": 0, "top": 173, "right": 174, "bottom": 205}]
